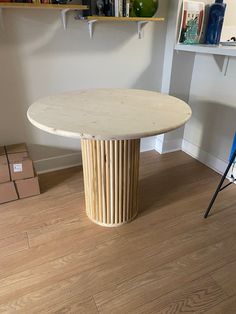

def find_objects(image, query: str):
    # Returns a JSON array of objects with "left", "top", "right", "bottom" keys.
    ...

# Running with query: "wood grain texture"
[
  {"left": 205, "top": 296, "right": 236, "bottom": 314},
  {"left": 132, "top": 275, "right": 227, "bottom": 314},
  {"left": 0, "top": 151, "right": 235, "bottom": 313},
  {"left": 0, "top": 233, "right": 29, "bottom": 257},
  {"left": 87, "top": 16, "right": 165, "bottom": 21},
  {"left": 211, "top": 260, "right": 236, "bottom": 297},
  {"left": 27, "top": 89, "right": 191, "bottom": 140},
  {"left": 81, "top": 139, "right": 140, "bottom": 226}
]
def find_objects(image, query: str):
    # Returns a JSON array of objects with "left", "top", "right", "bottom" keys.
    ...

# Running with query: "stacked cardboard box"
[{"left": 0, "top": 143, "right": 40, "bottom": 204}]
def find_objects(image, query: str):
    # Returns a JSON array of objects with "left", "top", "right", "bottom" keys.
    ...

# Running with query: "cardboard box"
[
  {"left": 0, "top": 146, "right": 10, "bottom": 184},
  {"left": 0, "top": 143, "right": 40, "bottom": 204},
  {"left": 15, "top": 177, "right": 40, "bottom": 199},
  {"left": 0, "top": 146, "right": 5, "bottom": 156},
  {"left": 6, "top": 144, "right": 34, "bottom": 181},
  {"left": 0, "top": 155, "right": 11, "bottom": 183},
  {"left": 0, "top": 181, "right": 18, "bottom": 204},
  {"left": 8, "top": 156, "right": 34, "bottom": 181},
  {"left": 5, "top": 143, "right": 28, "bottom": 155}
]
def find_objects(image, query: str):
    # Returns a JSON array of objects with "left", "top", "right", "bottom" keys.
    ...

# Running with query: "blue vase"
[{"left": 205, "top": 0, "right": 227, "bottom": 45}]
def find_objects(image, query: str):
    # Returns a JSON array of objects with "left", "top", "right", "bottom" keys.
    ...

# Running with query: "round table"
[{"left": 27, "top": 89, "right": 191, "bottom": 227}]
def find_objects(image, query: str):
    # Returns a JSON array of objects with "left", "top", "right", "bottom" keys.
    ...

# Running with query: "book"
[
  {"left": 126, "top": 0, "right": 130, "bottom": 17},
  {"left": 122, "top": 0, "right": 126, "bottom": 17},
  {"left": 114, "top": 0, "right": 119, "bottom": 17},
  {"left": 118, "top": 0, "right": 123, "bottom": 17},
  {"left": 178, "top": 1, "right": 205, "bottom": 45},
  {"left": 104, "top": 0, "right": 113, "bottom": 16},
  {"left": 81, "top": 0, "right": 96, "bottom": 17},
  {"left": 110, "top": 0, "right": 115, "bottom": 16}
]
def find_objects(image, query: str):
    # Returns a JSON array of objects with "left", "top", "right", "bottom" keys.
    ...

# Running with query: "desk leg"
[{"left": 81, "top": 139, "right": 140, "bottom": 227}]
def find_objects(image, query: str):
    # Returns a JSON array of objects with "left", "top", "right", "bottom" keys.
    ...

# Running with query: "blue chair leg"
[{"left": 204, "top": 149, "right": 236, "bottom": 219}]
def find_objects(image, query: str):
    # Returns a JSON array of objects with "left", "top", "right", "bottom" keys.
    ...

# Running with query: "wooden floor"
[{"left": 0, "top": 151, "right": 236, "bottom": 313}]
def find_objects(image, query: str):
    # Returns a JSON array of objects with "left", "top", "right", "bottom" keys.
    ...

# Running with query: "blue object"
[
  {"left": 230, "top": 132, "right": 236, "bottom": 162},
  {"left": 205, "top": 0, "right": 227, "bottom": 45}
]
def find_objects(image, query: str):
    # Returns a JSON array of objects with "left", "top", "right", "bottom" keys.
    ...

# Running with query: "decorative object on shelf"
[
  {"left": 96, "top": 0, "right": 105, "bottom": 15},
  {"left": 55, "top": 0, "right": 71, "bottom": 5},
  {"left": 178, "top": 1, "right": 205, "bottom": 45},
  {"left": 123, "top": 0, "right": 129, "bottom": 17},
  {"left": 104, "top": 0, "right": 113, "bottom": 16},
  {"left": 204, "top": 0, "right": 227, "bottom": 45},
  {"left": 130, "top": 0, "right": 158, "bottom": 18},
  {"left": 221, "top": 37, "right": 236, "bottom": 46}
]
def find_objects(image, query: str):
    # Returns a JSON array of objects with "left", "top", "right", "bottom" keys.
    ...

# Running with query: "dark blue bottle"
[{"left": 205, "top": 0, "right": 227, "bottom": 45}]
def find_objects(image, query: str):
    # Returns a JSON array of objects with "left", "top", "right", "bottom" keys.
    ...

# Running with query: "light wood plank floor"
[{"left": 0, "top": 150, "right": 235, "bottom": 313}]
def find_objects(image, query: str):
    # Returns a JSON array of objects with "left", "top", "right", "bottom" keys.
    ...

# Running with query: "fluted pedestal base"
[{"left": 81, "top": 139, "right": 140, "bottom": 227}]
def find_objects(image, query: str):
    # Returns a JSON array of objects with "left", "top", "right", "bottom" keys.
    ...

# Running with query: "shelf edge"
[
  {"left": 175, "top": 44, "right": 236, "bottom": 57},
  {"left": 87, "top": 16, "right": 165, "bottom": 22},
  {"left": 0, "top": 3, "right": 89, "bottom": 10}
]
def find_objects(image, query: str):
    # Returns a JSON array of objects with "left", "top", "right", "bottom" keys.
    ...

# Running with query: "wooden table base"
[{"left": 81, "top": 139, "right": 140, "bottom": 227}]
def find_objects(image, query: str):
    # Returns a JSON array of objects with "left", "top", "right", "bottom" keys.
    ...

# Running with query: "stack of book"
[
  {"left": 114, "top": 0, "right": 131, "bottom": 17},
  {"left": 0, "top": 143, "right": 40, "bottom": 205},
  {"left": 0, "top": 0, "right": 73, "bottom": 4},
  {"left": 0, "top": 0, "right": 133, "bottom": 16}
]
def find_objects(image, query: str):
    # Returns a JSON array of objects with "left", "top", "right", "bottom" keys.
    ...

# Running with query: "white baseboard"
[
  {"left": 35, "top": 152, "right": 82, "bottom": 174},
  {"left": 34, "top": 138, "right": 232, "bottom": 180},
  {"left": 141, "top": 136, "right": 157, "bottom": 152},
  {"left": 162, "top": 138, "right": 183, "bottom": 154},
  {"left": 34, "top": 135, "right": 184, "bottom": 174},
  {"left": 155, "top": 137, "right": 182, "bottom": 154},
  {"left": 155, "top": 137, "right": 164, "bottom": 154},
  {"left": 35, "top": 138, "right": 156, "bottom": 174},
  {"left": 182, "top": 139, "right": 228, "bottom": 176}
]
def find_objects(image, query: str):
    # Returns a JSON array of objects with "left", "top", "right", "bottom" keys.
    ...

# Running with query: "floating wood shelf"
[
  {"left": 0, "top": 3, "right": 89, "bottom": 10},
  {"left": 0, "top": 2, "right": 89, "bottom": 30},
  {"left": 175, "top": 43, "right": 236, "bottom": 58},
  {"left": 175, "top": 43, "right": 236, "bottom": 76},
  {"left": 87, "top": 16, "right": 165, "bottom": 22},
  {"left": 0, "top": 4, "right": 164, "bottom": 38},
  {"left": 84, "top": 16, "right": 165, "bottom": 39}
]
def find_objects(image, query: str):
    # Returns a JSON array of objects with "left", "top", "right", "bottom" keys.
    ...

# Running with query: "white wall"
[
  {"left": 182, "top": 0, "right": 236, "bottom": 174},
  {"left": 158, "top": 0, "right": 206, "bottom": 154},
  {"left": 0, "top": 1, "right": 168, "bottom": 172},
  {"left": 221, "top": 0, "right": 236, "bottom": 40},
  {"left": 158, "top": 0, "right": 236, "bottom": 175},
  {"left": 183, "top": 55, "right": 236, "bottom": 174}
]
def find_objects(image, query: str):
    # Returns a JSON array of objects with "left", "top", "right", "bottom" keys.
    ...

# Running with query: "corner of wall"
[
  {"left": 155, "top": 133, "right": 183, "bottom": 154},
  {"left": 182, "top": 138, "right": 229, "bottom": 176}
]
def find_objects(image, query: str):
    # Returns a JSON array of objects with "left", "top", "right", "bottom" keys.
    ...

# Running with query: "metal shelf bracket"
[
  {"left": 213, "top": 54, "right": 231, "bottom": 76},
  {"left": 61, "top": 8, "right": 70, "bottom": 30},
  {"left": 137, "top": 21, "right": 148, "bottom": 39},
  {"left": 88, "top": 19, "right": 97, "bottom": 38}
]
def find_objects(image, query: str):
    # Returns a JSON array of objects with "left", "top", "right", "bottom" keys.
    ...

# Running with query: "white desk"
[{"left": 27, "top": 89, "right": 191, "bottom": 227}]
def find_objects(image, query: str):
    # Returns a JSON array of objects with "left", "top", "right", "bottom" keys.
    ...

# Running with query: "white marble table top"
[{"left": 27, "top": 89, "right": 192, "bottom": 140}]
